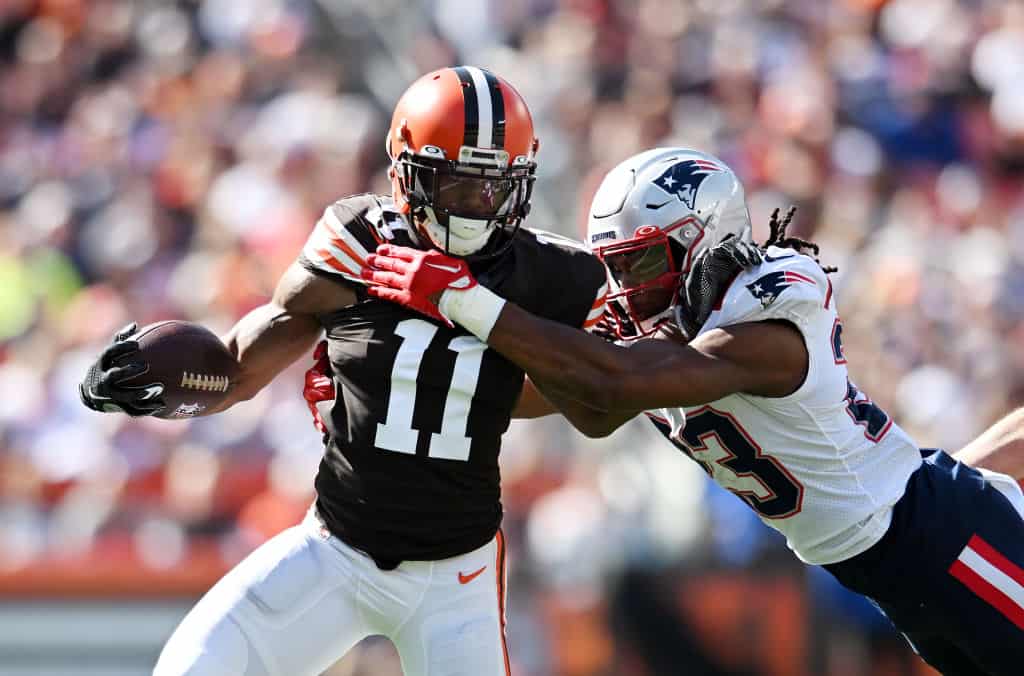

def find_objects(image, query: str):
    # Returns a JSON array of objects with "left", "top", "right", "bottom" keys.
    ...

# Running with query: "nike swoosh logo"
[
  {"left": 644, "top": 200, "right": 672, "bottom": 209},
  {"left": 426, "top": 262, "right": 462, "bottom": 274},
  {"left": 764, "top": 254, "right": 795, "bottom": 262},
  {"left": 458, "top": 565, "right": 487, "bottom": 585},
  {"left": 140, "top": 384, "right": 164, "bottom": 400}
]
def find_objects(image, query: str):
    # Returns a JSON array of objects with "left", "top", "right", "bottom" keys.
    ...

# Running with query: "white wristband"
[{"left": 438, "top": 284, "right": 507, "bottom": 341}]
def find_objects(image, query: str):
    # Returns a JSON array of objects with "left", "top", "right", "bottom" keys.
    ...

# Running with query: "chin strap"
[{"left": 421, "top": 209, "right": 499, "bottom": 257}]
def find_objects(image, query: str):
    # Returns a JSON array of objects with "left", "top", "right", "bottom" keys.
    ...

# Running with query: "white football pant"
[{"left": 153, "top": 508, "right": 510, "bottom": 676}]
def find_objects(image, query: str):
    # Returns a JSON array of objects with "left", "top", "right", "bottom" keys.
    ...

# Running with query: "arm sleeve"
[{"left": 299, "top": 201, "right": 380, "bottom": 285}]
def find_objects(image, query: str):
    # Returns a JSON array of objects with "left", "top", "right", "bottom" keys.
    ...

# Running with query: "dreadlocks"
[{"left": 762, "top": 206, "right": 837, "bottom": 274}]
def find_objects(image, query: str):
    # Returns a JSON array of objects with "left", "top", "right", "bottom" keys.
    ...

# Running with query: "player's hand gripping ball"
[{"left": 80, "top": 321, "right": 239, "bottom": 419}]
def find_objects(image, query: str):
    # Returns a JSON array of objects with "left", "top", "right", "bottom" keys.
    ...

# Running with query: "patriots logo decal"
[
  {"left": 746, "top": 270, "right": 816, "bottom": 308},
  {"left": 652, "top": 159, "right": 721, "bottom": 210}
]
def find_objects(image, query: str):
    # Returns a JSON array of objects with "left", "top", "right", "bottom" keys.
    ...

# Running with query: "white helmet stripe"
[{"left": 465, "top": 66, "right": 493, "bottom": 149}]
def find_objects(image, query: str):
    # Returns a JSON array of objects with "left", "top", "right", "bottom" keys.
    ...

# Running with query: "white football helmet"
[{"left": 586, "top": 147, "right": 753, "bottom": 338}]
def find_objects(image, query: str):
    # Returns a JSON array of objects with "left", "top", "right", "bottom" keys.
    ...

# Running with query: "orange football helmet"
[{"left": 387, "top": 66, "right": 538, "bottom": 257}]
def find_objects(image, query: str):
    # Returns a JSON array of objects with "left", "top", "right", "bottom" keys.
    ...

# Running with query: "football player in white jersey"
[{"left": 364, "top": 148, "right": 1024, "bottom": 675}]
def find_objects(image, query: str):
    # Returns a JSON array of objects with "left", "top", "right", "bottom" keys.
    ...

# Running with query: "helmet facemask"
[
  {"left": 596, "top": 218, "right": 706, "bottom": 340},
  {"left": 394, "top": 148, "right": 535, "bottom": 259}
]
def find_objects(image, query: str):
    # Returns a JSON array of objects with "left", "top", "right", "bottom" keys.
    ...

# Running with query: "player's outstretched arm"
[
  {"left": 362, "top": 244, "right": 805, "bottom": 436},
  {"left": 486, "top": 306, "right": 805, "bottom": 418},
  {"left": 955, "top": 408, "right": 1024, "bottom": 481},
  {"left": 206, "top": 263, "right": 354, "bottom": 414},
  {"left": 80, "top": 263, "right": 353, "bottom": 418}
]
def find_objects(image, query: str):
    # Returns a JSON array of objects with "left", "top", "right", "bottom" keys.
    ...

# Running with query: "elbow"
[
  {"left": 578, "top": 421, "right": 618, "bottom": 439},
  {"left": 564, "top": 408, "right": 624, "bottom": 439},
  {"left": 570, "top": 385, "right": 634, "bottom": 438}
]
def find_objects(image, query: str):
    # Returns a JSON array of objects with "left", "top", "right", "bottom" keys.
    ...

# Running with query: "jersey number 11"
[{"left": 375, "top": 319, "right": 485, "bottom": 461}]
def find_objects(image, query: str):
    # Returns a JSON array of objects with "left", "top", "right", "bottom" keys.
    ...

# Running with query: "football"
[{"left": 127, "top": 320, "right": 239, "bottom": 419}]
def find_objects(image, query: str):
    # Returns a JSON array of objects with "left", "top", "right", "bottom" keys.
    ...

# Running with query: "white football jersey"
[{"left": 648, "top": 246, "right": 923, "bottom": 565}]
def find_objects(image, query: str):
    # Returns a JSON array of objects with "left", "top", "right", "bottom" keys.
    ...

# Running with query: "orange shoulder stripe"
[
  {"left": 315, "top": 248, "right": 357, "bottom": 277},
  {"left": 317, "top": 220, "right": 368, "bottom": 269}
]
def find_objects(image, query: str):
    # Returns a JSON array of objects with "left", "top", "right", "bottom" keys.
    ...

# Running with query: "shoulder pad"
[
  {"left": 703, "top": 248, "right": 829, "bottom": 333},
  {"left": 507, "top": 227, "right": 608, "bottom": 329},
  {"left": 300, "top": 195, "right": 386, "bottom": 283}
]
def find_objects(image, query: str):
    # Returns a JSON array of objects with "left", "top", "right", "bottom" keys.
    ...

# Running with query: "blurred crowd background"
[{"left": 2, "top": 0, "right": 1024, "bottom": 674}]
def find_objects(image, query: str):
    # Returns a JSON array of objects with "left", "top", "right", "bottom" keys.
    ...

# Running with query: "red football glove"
[
  {"left": 303, "top": 340, "right": 334, "bottom": 434},
  {"left": 362, "top": 245, "right": 478, "bottom": 326}
]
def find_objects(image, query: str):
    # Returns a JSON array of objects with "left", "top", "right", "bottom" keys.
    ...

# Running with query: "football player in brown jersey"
[{"left": 81, "top": 66, "right": 606, "bottom": 676}]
